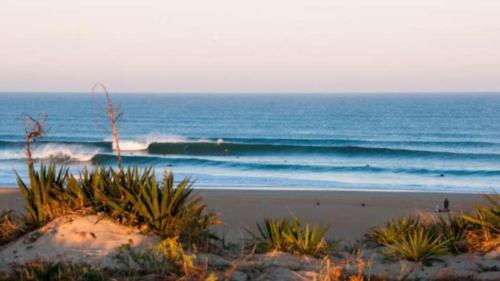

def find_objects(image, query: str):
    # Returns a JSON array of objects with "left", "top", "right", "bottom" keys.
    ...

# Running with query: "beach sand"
[{"left": 0, "top": 188, "right": 486, "bottom": 242}]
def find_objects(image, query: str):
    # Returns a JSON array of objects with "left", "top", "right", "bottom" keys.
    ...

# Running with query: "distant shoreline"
[
  {"left": 1, "top": 184, "right": 495, "bottom": 194},
  {"left": 0, "top": 187, "right": 486, "bottom": 242}
]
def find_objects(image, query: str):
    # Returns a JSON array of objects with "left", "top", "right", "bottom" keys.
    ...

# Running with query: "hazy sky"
[{"left": 1, "top": 0, "right": 499, "bottom": 93}]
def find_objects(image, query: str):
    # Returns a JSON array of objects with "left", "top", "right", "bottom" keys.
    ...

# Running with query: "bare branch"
[
  {"left": 21, "top": 113, "right": 46, "bottom": 167},
  {"left": 92, "top": 83, "right": 123, "bottom": 175}
]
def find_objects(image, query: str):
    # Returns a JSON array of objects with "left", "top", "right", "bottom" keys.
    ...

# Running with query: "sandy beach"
[{"left": 0, "top": 187, "right": 486, "bottom": 242}]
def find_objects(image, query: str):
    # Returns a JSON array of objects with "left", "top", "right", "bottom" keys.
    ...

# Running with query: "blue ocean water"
[{"left": 1, "top": 93, "right": 500, "bottom": 193}]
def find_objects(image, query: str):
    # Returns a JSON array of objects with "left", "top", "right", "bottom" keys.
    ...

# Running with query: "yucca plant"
[
  {"left": 366, "top": 215, "right": 422, "bottom": 246},
  {"left": 82, "top": 167, "right": 219, "bottom": 245},
  {"left": 15, "top": 163, "right": 69, "bottom": 226},
  {"left": 89, "top": 166, "right": 147, "bottom": 222},
  {"left": 123, "top": 170, "right": 220, "bottom": 244},
  {"left": 65, "top": 167, "right": 99, "bottom": 209},
  {"left": 252, "top": 218, "right": 291, "bottom": 252},
  {"left": 366, "top": 214, "right": 474, "bottom": 254},
  {"left": 434, "top": 213, "right": 472, "bottom": 254},
  {"left": 384, "top": 228, "right": 448, "bottom": 265},
  {"left": 250, "top": 217, "right": 331, "bottom": 256},
  {"left": 463, "top": 192, "right": 500, "bottom": 251},
  {"left": 0, "top": 261, "right": 108, "bottom": 281},
  {"left": 286, "top": 217, "right": 331, "bottom": 256}
]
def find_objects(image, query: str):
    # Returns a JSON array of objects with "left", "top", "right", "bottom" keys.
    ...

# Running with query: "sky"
[{"left": 1, "top": 0, "right": 499, "bottom": 93}]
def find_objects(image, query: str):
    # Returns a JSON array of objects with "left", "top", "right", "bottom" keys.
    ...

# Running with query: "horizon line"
[{"left": 1, "top": 90, "right": 500, "bottom": 96}]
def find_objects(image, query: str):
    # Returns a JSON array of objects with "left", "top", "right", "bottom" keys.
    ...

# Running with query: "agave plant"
[
  {"left": 463, "top": 192, "right": 500, "bottom": 251},
  {"left": 92, "top": 166, "right": 148, "bottom": 222},
  {"left": 251, "top": 217, "right": 331, "bottom": 256},
  {"left": 286, "top": 217, "right": 331, "bottom": 256},
  {"left": 434, "top": 213, "right": 472, "bottom": 254},
  {"left": 125, "top": 170, "right": 220, "bottom": 243},
  {"left": 2, "top": 261, "right": 108, "bottom": 281},
  {"left": 15, "top": 163, "right": 69, "bottom": 226},
  {"left": 384, "top": 228, "right": 448, "bottom": 264},
  {"left": 252, "top": 218, "right": 291, "bottom": 252},
  {"left": 82, "top": 167, "right": 219, "bottom": 244},
  {"left": 366, "top": 215, "right": 422, "bottom": 246}
]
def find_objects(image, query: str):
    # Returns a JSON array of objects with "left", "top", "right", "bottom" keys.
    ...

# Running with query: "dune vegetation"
[
  {"left": 2, "top": 160, "right": 497, "bottom": 280},
  {"left": 0, "top": 89, "right": 498, "bottom": 280}
]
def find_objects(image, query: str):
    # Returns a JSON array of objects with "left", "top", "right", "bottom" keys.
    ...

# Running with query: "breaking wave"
[{"left": 0, "top": 143, "right": 101, "bottom": 162}]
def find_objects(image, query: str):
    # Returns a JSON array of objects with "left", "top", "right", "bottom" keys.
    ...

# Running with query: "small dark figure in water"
[
  {"left": 439, "top": 174, "right": 445, "bottom": 177},
  {"left": 316, "top": 201, "right": 320, "bottom": 206},
  {"left": 443, "top": 198, "right": 450, "bottom": 212},
  {"left": 361, "top": 203, "right": 366, "bottom": 207}
]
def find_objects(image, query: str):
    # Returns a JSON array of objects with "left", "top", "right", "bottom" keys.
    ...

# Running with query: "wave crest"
[
  {"left": 111, "top": 134, "right": 220, "bottom": 151},
  {"left": 0, "top": 144, "right": 100, "bottom": 162}
]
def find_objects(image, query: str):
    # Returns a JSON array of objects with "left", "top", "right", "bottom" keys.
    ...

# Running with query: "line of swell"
[
  {"left": 147, "top": 142, "right": 500, "bottom": 160},
  {"left": 2, "top": 139, "right": 500, "bottom": 160},
  {"left": 90, "top": 154, "right": 500, "bottom": 176},
  {"left": 3, "top": 137, "right": 500, "bottom": 147},
  {"left": 0, "top": 140, "right": 111, "bottom": 148}
]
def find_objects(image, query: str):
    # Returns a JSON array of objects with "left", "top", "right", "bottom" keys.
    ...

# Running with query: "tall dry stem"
[
  {"left": 92, "top": 83, "right": 123, "bottom": 175},
  {"left": 21, "top": 113, "right": 46, "bottom": 168}
]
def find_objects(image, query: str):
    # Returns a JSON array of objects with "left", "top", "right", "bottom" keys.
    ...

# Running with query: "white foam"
[
  {"left": 110, "top": 134, "right": 221, "bottom": 151},
  {"left": 116, "top": 140, "right": 149, "bottom": 151},
  {"left": 0, "top": 144, "right": 100, "bottom": 162},
  {"left": 0, "top": 150, "right": 24, "bottom": 160},
  {"left": 112, "top": 134, "right": 188, "bottom": 151}
]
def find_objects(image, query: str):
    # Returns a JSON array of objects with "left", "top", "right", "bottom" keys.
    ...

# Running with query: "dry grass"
[
  {"left": 314, "top": 256, "right": 368, "bottom": 281},
  {"left": 0, "top": 210, "right": 28, "bottom": 246},
  {"left": 464, "top": 193, "right": 500, "bottom": 252}
]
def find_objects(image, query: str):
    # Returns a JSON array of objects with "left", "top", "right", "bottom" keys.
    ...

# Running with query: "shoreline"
[
  {"left": 0, "top": 187, "right": 487, "bottom": 242},
  {"left": 1, "top": 184, "right": 494, "bottom": 194}
]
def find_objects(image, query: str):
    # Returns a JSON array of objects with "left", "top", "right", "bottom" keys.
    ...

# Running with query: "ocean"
[{"left": 1, "top": 93, "right": 499, "bottom": 193}]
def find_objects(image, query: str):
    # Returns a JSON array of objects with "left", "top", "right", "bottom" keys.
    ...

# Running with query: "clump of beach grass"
[
  {"left": 248, "top": 217, "right": 333, "bottom": 257},
  {"left": 113, "top": 236, "right": 219, "bottom": 280},
  {"left": 383, "top": 228, "right": 448, "bottom": 264},
  {"left": 463, "top": 192, "right": 500, "bottom": 252},
  {"left": 365, "top": 196, "right": 499, "bottom": 265},
  {"left": 16, "top": 163, "right": 220, "bottom": 248},
  {"left": 0, "top": 261, "right": 109, "bottom": 281},
  {"left": 15, "top": 163, "right": 70, "bottom": 227}
]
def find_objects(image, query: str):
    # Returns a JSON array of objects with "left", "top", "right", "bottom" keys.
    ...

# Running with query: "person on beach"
[
  {"left": 443, "top": 198, "right": 449, "bottom": 212},
  {"left": 435, "top": 198, "right": 450, "bottom": 213}
]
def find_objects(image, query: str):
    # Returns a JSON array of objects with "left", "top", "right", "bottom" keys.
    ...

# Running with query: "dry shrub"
[
  {"left": 315, "top": 256, "right": 368, "bottom": 281},
  {"left": 464, "top": 192, "right": 500, "bottom": 252},
  {"left": 0, "top": 210, "right": 28, "bottom": 246}
]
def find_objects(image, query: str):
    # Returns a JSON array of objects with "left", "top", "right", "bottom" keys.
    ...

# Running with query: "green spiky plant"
[
  {"left": 366, "top": 215, "right": 422, "bottom": 246},
  {"left": 81, "top": 167, "right": 219, "bottom": 245},
  {"left": 285, "top": 217, "right": 331, "bottom": 256},
  {"left": 90, "top": 167, "right": 147, "bottom": 223},
  {"left": 15, "top": 163, "right": 69, "bottom": 226},
  {"left": 384, "top": 228, "right": 448, "bottom": 265},
  {"left": 126, "top": 170, "right": 219, "bottom": 244},
  {"left": 250, "top": 217, "right": 331, "bottom": 256},
  {"left": 252, "top": 218, "right": 291, "bottom": 252},
  {"left": 463, "top": 192, "right": 500, "bottom": 251},
  {"left": 0, "top": 261, "right": 109, "bottom": 281},
  {"left": 434, "top": 213, "right": 472, "bottom": 254},
  {"left": 367, "top": 212, "right": 474, "bottom": 256}
]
